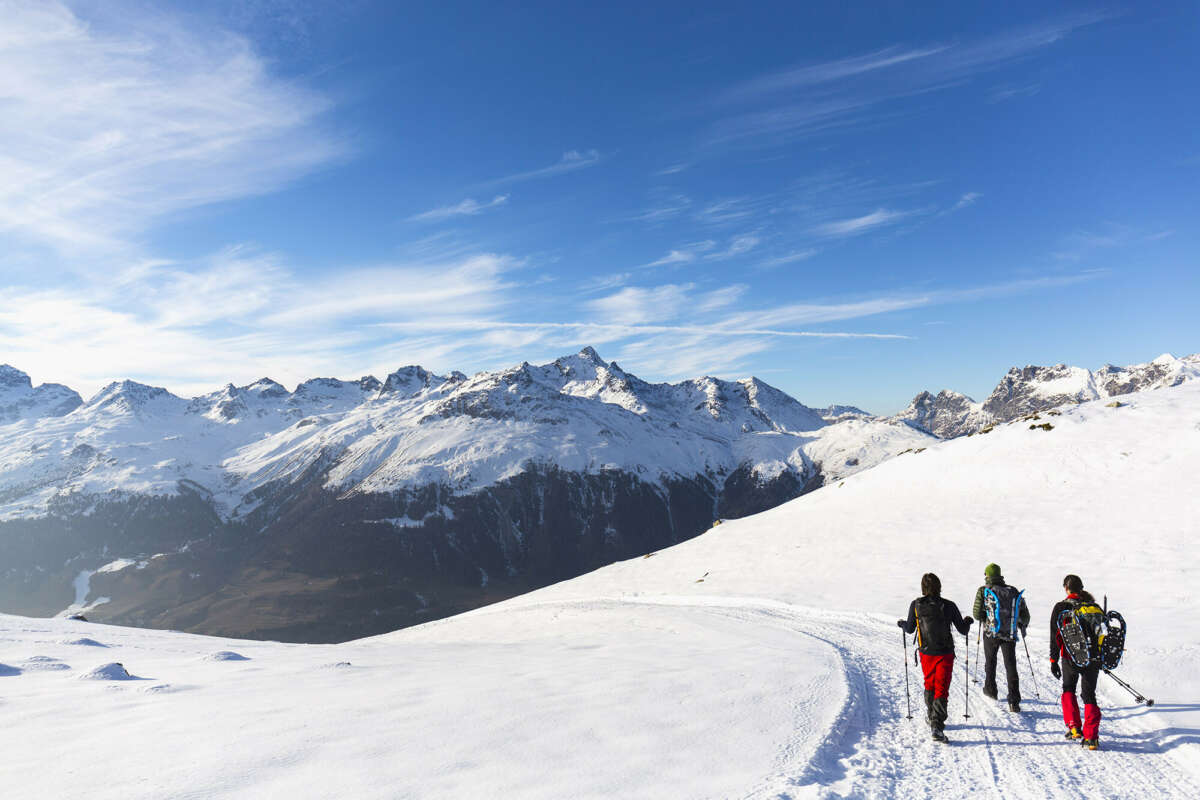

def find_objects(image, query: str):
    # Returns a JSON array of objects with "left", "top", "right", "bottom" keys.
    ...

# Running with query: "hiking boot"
[
  {"left": 1081, "top": 737, "right": 1099, "bottom": 750},
  {"left": 1065, "top": 727, "right": 1082, "bottom": 740},
  {"left": 1008, "top": 701, "right": 1021, "bottom": 713},
  {"left": 931, "top": 728, "right": 948, "bottom": 743},
  {"left": 982, "top": 687, "right": 998, "bottom": 700}
]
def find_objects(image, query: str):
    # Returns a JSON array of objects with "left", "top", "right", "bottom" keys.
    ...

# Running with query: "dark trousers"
[{"left": 982, "top": 635, "right": 1020, "bottom": 703}]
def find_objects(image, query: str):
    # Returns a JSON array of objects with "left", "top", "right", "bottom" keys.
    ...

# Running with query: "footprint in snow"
[
  {"left": 60, "top": 637, "right": 107, "bottom": 647},
  {"left": 204, "top": 650, "right": 250, "bottom": 662},
  {"left": 78, "top": 662, "right": 142, "bottom": 681}
]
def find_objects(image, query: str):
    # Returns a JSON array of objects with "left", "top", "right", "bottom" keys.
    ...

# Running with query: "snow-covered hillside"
[
  {"left": 893, "top": 351, "right": 1200, "bottom": 438},
  {"left": 2, "top": 377, "right": 1198, "bottom": 799}
]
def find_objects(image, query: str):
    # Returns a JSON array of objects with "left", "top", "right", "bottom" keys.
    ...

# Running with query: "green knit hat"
[{"left": 984, "top": 563, "right": 1002, "bottom": 579}]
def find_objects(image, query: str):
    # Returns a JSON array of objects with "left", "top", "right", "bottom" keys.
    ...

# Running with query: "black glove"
[
  {"left": 964, "top": 615, "right": 974, "bottom": 627},
  {"left": 896, "top": 619, "right": 906, "bottom": 629},
  {"left": 1050, "top": 661, "right": 1061, "bottom": 679},
  {"left": 1019, "top": 623, "right": 1027, "bottom": 636}
]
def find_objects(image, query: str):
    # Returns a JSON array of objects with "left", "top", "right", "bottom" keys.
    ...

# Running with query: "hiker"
[
  {"left": 1050, "top": 574, "right": 1103, "bottom": 749},
  {"left": 972, "top": 563, "right": 1031, "bottom": 712},
  {"left": 898, "top": 572, "right": 973, "bottom": 742}
]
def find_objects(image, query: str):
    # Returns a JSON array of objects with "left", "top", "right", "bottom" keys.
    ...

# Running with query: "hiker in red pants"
[
  {"left": 898, "top": 572, "right": 973, "bottom": 742},
  {"left": 1050, "top": 574, "right": 1104, "bottom": 750}
]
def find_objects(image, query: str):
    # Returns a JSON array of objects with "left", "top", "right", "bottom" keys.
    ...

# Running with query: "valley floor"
[{"left": 2, "top": 597, "right": 1196, "bottom": 799}]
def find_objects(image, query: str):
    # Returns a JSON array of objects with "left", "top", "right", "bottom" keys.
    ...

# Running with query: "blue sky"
[{"left": 1, "top": 1, "right": 1197, "bottom": 413}]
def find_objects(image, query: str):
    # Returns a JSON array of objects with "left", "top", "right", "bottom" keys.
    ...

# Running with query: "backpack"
[
  {"left": 1056, "top": 598, "right": 1126, "bottom": 669},
  {"left": 915, "top": 596, "right": 954, "bottom": 655},
  {"left": 982, "top": 584, "right": 1023, "bottom": 641}
]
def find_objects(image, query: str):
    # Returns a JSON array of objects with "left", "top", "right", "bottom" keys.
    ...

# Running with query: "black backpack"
[
  {"left": 915, "top": 596, "right": 954, "bottom": 654},
  {"left": 983, "top": 584, "right": 1023, "bottom": 641},
  {"left": 1056, "top": 598, "right": 1127, "bottom": 669}
]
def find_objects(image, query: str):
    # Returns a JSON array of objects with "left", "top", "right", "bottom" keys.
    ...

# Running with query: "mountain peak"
[
  {"left": 576, "top": 345, "right": 604, "bottom": 364},
  {"left": 0, "top": 364, "right": 33, "bottom": 390}
]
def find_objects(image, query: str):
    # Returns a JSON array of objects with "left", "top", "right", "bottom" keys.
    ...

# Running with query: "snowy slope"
[{"left": 2, "top": 379, "right": 1198, "bottom": 798}]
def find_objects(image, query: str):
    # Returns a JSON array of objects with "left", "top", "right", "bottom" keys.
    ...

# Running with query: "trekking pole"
[
  {"left": 963, "top": 630, "right": 971, "bottom": 719},
  {"left": 1103, "top": 669, "right": 1155, "bottom": 706},
  {"left": 902, "top": 629, "right": 913, "bottom": 719},
  {"left": 1021, "top": 635, "right": 1041, "bottom": 700},
  {"left": 973, "top": 625, "right": 981, "bottom": 684}
]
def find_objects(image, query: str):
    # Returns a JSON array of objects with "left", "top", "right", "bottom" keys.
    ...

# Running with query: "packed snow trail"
[{"left": 489, "top": 596, "right": 1200, "bottom": 800}]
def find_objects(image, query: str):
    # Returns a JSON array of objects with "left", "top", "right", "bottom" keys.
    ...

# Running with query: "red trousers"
[
  {"left": 920, "top": 653, "right": 955, "bottom": 699},
  {"left": 1062, "top": 693, "right": 1103, "bottom": 739}
]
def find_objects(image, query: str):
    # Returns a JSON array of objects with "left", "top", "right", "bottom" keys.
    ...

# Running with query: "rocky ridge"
[{"left": 892, "top": 352, "right": 1200, "bottom": 438}]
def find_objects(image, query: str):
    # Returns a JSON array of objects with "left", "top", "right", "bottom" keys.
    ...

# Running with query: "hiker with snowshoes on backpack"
[
  {"left": 972, "top": 563, "right": 1031, "bottom": 713},
  {"left": 898, "top": 572, "right": 973, "bottom": 742},
  {"left": 1051, "top": 574, "right": 1104, "bottom": 750}
]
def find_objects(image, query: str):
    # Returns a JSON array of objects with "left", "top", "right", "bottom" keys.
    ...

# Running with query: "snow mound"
[
  {"left": 60, "top": 637, "right": 107, "bottom": 647},
  {"left": 78, "top": 662, "right": 136, "bottom": 681},
  {"left": 0, "top": 662, "right": 21, "bottom": 676},
  {"left": 140, "top": 683, "right": 181, "bottom": 694},
  {"left": 21, "top": 656, "right": 70, "bottom": 671},
  {"left": 204, "top": 650, "right": 250, "bottom": 662}
]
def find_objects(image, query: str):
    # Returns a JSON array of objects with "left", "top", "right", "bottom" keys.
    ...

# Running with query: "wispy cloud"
[
  {"left": 717, "top": 45, "right": 949, "bottom": 105},
  {"left": 812, "top": 208, "right": 914, "bottom": 238},
  {"left": 1053, "top": 224, "right": 1174, "bottom": 261},
  {"left": 704, "top": 234, "right": 761, "bottom": 260},
  {"left": 950, "top": 192, "right": 982, "bottom": 211},
  {"left": 619, "top": 193, "right": 692, "bottom": 224},
  {"left": 0, "top": 1, "right": 344, "bottom": 253},
  {"left": 695, "top": 197, "right": 761, "bottom": 226},
  {"left": 758, "top": 249, "right": 819, "bottom": 268},
  {"left": 988, "top": 83, "right": 1041, "bottom": 103},
  {"left": 646, "top": 250, "right": 697, "bottom": 268},
  {"left": 406, "top": 195, "right": 509, "bottom": 223},
  {"left": 477, "top": 149, "right": 601, "bottom": 188},
  {"left": 643, "top": 240, "right": 716, "bottom": 268},
  {"left": 655, "top": 163, "right": 691, "bottom": 176},
  {"left": 705, "top": 15, "right": 1107, "bottom": 148}
]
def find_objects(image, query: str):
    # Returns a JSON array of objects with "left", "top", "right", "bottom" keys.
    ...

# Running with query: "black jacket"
[{"left": 902, "top": 596, "right": 971, "bottom": 655}]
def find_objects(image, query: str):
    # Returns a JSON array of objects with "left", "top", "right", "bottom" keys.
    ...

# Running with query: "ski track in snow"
[{"left": 492, "top": 596, "right": 1200, "bottom": 800}]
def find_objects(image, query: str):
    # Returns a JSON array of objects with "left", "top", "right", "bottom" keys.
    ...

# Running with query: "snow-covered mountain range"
[
  {"left": 0, "top": 347, "right": 931, "bottom": 640},
  {"left": 0, "top": 347, "right": 1195, "bottom": 640},
  {"left": 892, "top": 352, "right": 1200, "bottom": 438}
]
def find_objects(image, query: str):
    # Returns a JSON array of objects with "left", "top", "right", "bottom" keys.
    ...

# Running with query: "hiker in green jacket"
[{"left": 972, "top": 563, "right": 1031, "bottom": 712}]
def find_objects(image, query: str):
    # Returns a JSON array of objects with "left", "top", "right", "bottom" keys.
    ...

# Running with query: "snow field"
[{"left": 0, "top": 605, "right": 842, "bottom": 800}]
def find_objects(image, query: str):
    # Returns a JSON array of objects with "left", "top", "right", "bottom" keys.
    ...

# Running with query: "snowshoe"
[
  {"left": 1056, "top": 608, "right": 1095, "bottom": 668},
  {"left": 1100, "top": 611, "right": 1126, "bottom": 670},
  {"left": 1065, "top": 727, "right": 1082, "bottom": 740}
]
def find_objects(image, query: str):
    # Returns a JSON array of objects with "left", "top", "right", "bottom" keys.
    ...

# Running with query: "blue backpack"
[{"left": 983, "top": 585, "right": 1024, "bottom": 641}]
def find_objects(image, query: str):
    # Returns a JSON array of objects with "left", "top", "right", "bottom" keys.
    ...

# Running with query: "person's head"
[
  {"left": 984, "top": 563, "right": 1002, "bottom": 580},
  {"left": 1063, "top": 574, "right": 1083, "bottom": 595},
  {"left": 921, "top": 572, "right": 942, "bottom": 597}
]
